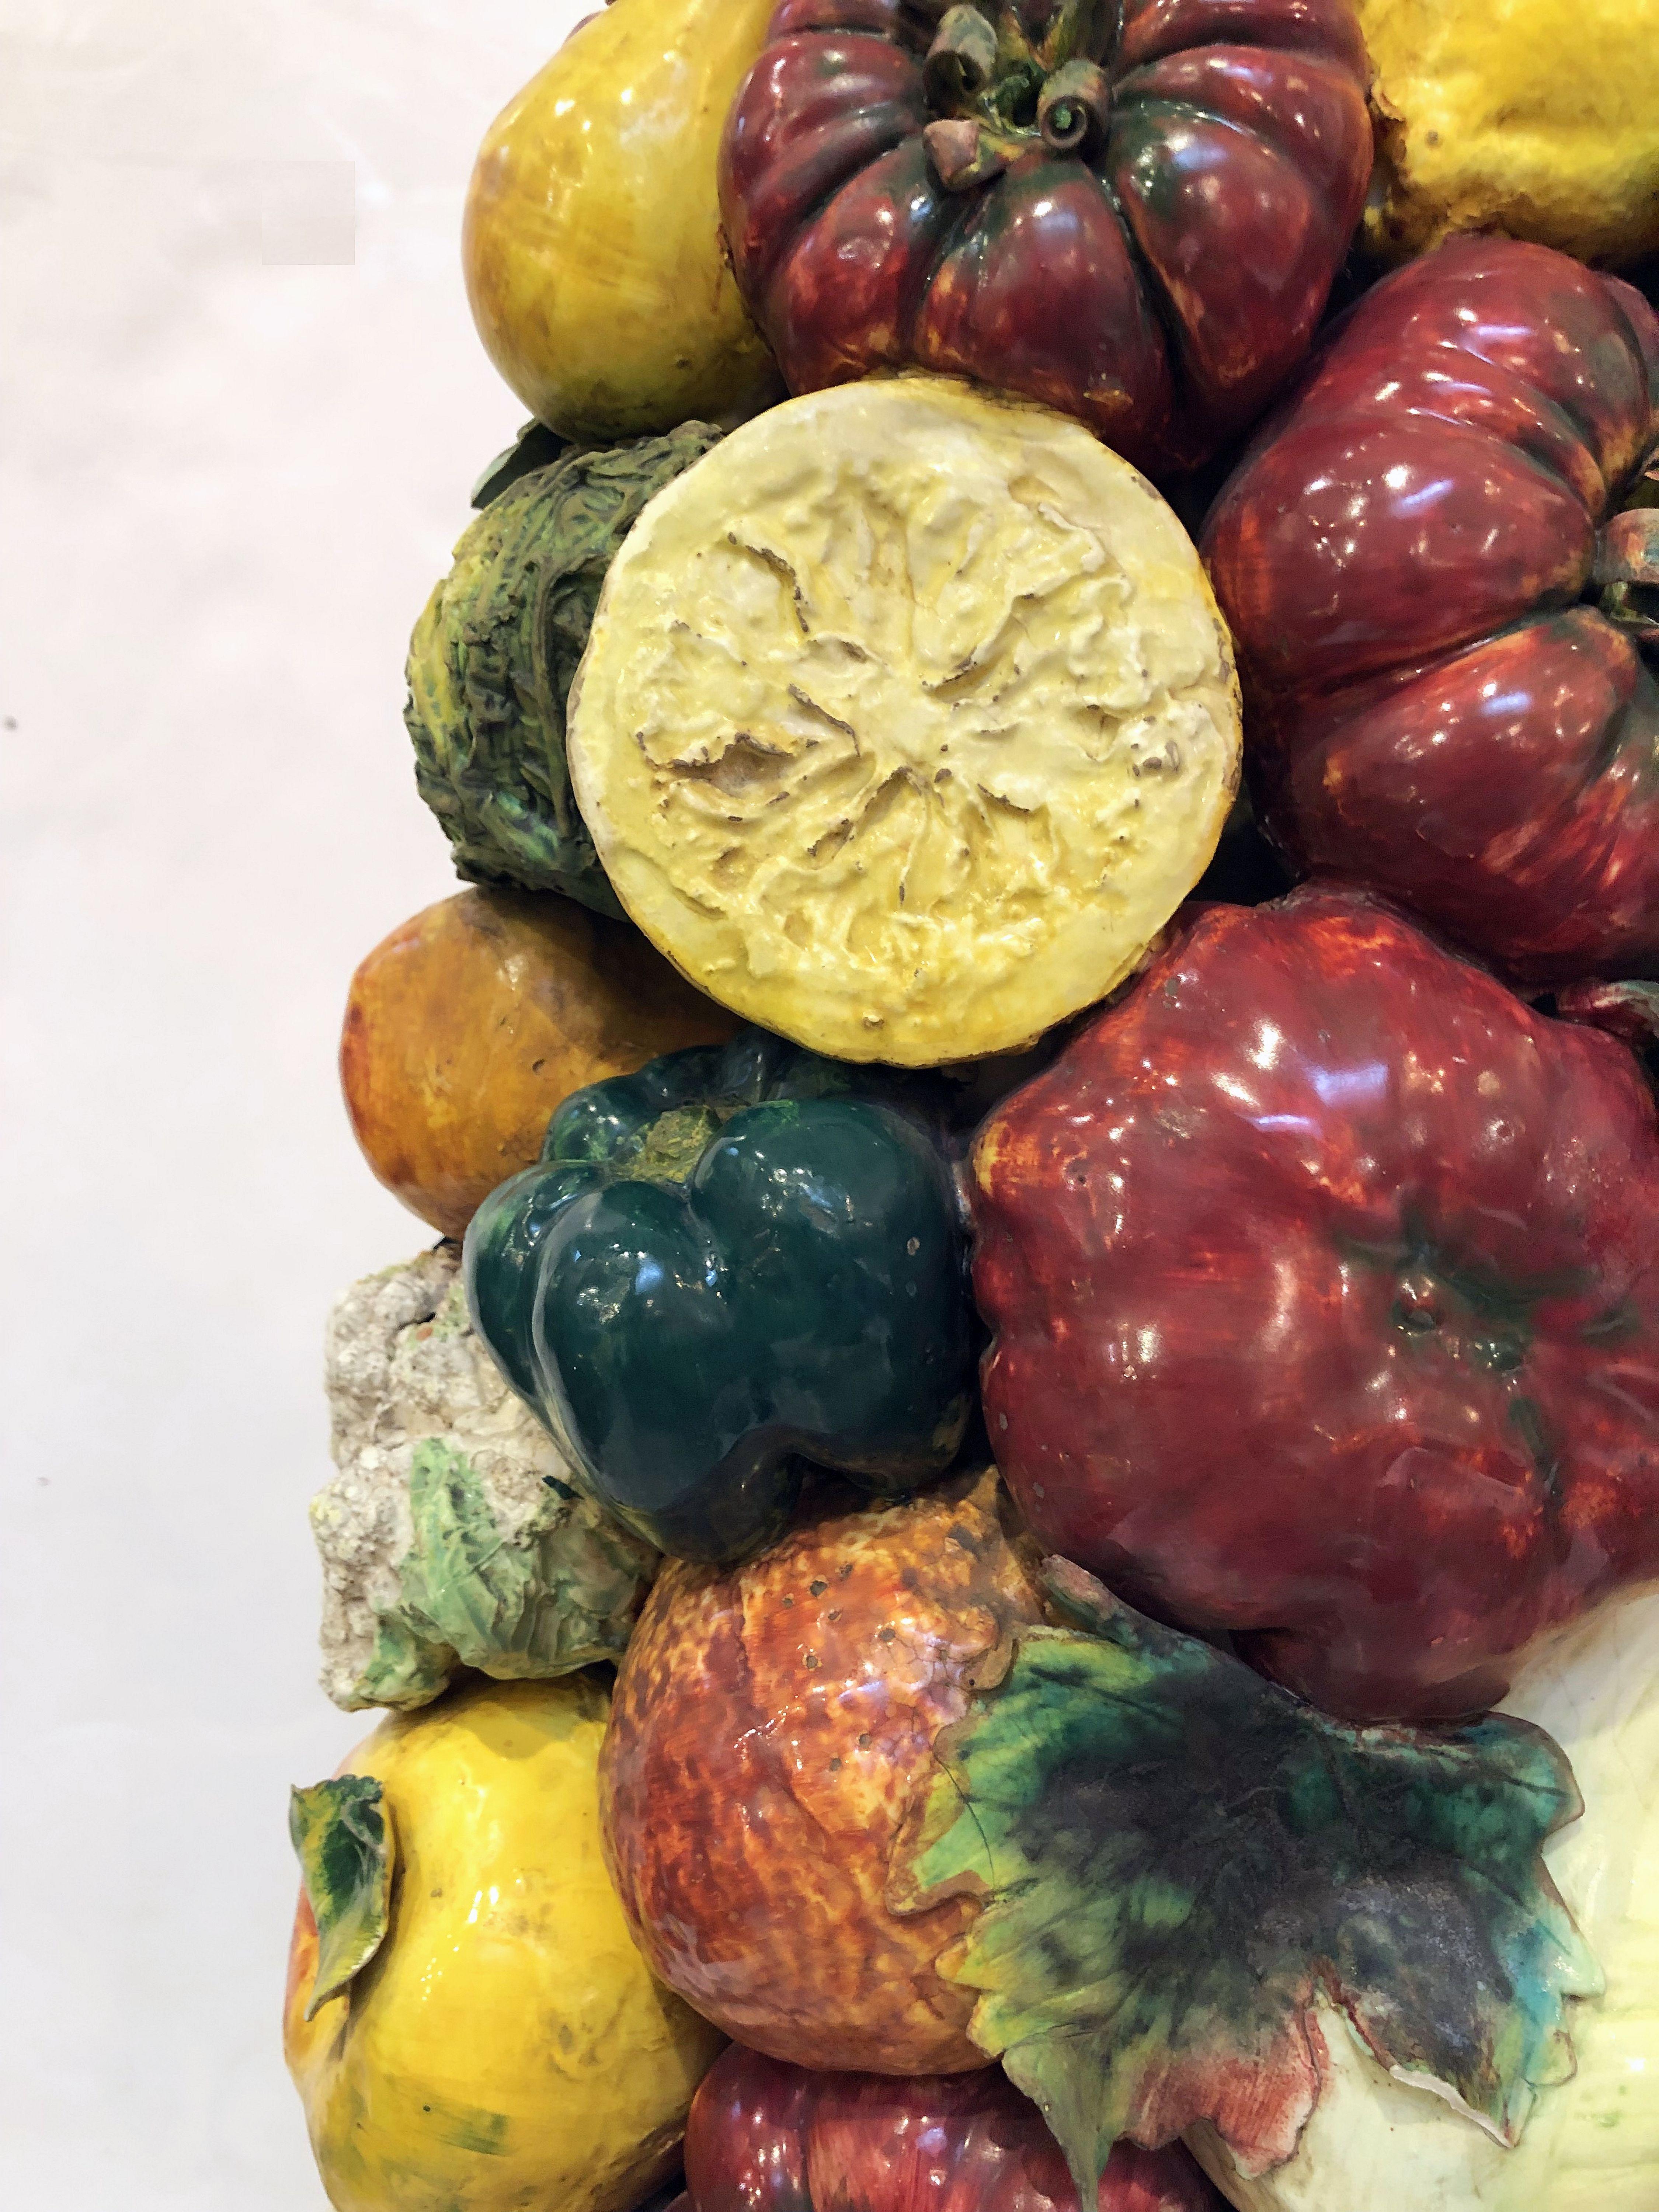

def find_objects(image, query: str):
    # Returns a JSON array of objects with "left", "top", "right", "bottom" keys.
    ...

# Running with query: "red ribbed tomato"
[
  {"left": 971, "top": 886, "right": 1659, "bottom": 1724},
  {"left": 1203, "top": 237, "right": 1659, "bottom": 984},
  {"left": 679, "top": 2045, "right": 1227, "bottom": 2212},
  {"left": 718, "top": 0, "right": 1372, "bottom": 478}
]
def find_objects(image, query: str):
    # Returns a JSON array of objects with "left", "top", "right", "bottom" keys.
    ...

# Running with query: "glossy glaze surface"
[
  {"left": 1203, "top": 237, "right": 1659, "bottom": 984},
  {"left": 340, "top": 890, "right": 735, "bottom": 1241},
  {"left": 681, "top": 2045, "right": 1227, "bottom": 2212},
  {"left": 463, "top": 0, "right": 780, "bottom": 439},
  {"left": 719, "top": 0, "right": 1371, "bottom": 479},
  {"left": 898, "top": 1561, "right": 1597, "bottom": 2184},
  {"left": 1194, "top": 1583, "right": 1659, "bottom": 2212},
  {"left": 465, "top": 1032, "right": 975, "bottom": 1561},
  {"left": 598, "top": 1471, "right": 1048, "bottom": 2072},
  {"left": 971, "top": 886, "right": 1659, "bottom": 1722},
  {"left": 283, "top": 1677, "right": 722, "bottom": 2212}
]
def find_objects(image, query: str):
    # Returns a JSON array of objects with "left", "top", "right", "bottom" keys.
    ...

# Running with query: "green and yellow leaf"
[
  {"left": 289, "top": 1775, "right": 394, "bottom": 2020},
  {"left": 893, "top": 1559, "right": 1601, "bottom": 2194}
]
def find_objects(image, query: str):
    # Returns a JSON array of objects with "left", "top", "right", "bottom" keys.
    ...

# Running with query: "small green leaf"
[
  {"left": 358, "top": 1439, "right": 651, "bottom": 1707},
  {"left": 894, "top": 1559, "right": 1603, "bottom": 2194},
  {"left": 289, "top": 1777, "right": 393, "bottom": 2019}
]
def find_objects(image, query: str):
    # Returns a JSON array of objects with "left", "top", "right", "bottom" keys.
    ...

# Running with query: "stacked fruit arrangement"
[{"left": 283, "top": 3, "right": 1659, "bottom": 2208}]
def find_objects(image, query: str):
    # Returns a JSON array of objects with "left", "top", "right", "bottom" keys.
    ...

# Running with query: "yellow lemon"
[
  {"left": 463, "top": 0, "right": 781, "bottom": 441},
  {"left": 566, "top": 376, "right": 1241, "bottom": 1067},
  {"left": 283, "top": 1674, "right": 723, "bottom": 2212},
  {"left": 1360, "top": 0, "right": 1659, "bottom": 264}
]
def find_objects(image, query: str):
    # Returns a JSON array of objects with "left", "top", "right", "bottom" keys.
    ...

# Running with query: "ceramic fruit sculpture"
[
  {"left": 567, "top": 375, "right": 1242, "bottom": 1064},
  {"left": 679, "top": 2043, "right": 1228, "bottom": 2212},
  {"left": 598, "top": 1471, "right": 1049, "bottom": 2072},
  {"left": 406, "top": 425, "right": 721, "bottom": 906},
  {"left": 291, "top": 5, "right": 1659, "bottom": 2208},
  {"left": 465, "top": 1030, "right": 977, "bottom": 1560},
  {"left": 972, "top": 886, "right": 1659, "bottom": 1723},
  {"left": 1203, "top": 237, "right": 1659, "bottom": 985},
  {"left": 340, "top": 889, "right": 735, "bottom": 1240},
  {"left": 1358, "top": 0, "right": 1659, "bottom": 267},
  {"left": 312, "top": 1244, "right": 657, "bottom": 1712},
  {"left": 719, "top": 0, "right": 1373, "bottom": 478},
  {"left": 463, "top": 0, "right": 780, "bottom": 440},
  {"left": 284, "top": 1676, "right": 723, "bottom": 2212}
]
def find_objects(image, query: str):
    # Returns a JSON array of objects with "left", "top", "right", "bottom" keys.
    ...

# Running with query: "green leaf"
[
  {"left": 893, "top": 1558, "right": 1603, "bottom": 2194},
  {"left": 358, "top": 1439, "right": 651, "bottom": 1707},
  {"left": 289, "top": 1776, "right": 392, "bottom": 2019}
]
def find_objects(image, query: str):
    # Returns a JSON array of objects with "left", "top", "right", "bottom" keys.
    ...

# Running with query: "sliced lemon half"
[{"left": 567, "top": 376, "right": 1241, "bottom": 1066}]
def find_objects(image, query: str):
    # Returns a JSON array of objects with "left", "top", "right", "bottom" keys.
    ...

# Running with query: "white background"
[{"left": 1, "top": 3, "right": 589, "bottom": 2202}]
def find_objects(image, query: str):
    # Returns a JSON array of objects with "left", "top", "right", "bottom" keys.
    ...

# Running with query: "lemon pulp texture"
[{"left": 567, "top": 378, "right": 1241, "bottom": 1067}]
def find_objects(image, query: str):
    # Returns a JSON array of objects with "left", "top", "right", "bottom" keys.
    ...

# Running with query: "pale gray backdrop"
[{"left": 1, "top": 2, "right": 591, "bottom": 2202}]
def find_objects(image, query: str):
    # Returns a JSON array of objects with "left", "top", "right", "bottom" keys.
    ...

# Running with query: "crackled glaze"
[{"left": 597, "top": 1472, "right": 1048, "bottom": 2072}]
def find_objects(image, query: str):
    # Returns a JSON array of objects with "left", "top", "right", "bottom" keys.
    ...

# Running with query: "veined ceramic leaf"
[
  {"left": 359, "top": 1439, "right": 650, "bottom": 1704},
  {"left": 893, "top": 1561, "right": 1601, "bottom": 2197},
  {"left": 313, "top": 1247, "right": 657, "bottom": 1713},
  {"left": 288, "top": 1776, "right": 392, "bottom": 2019}
]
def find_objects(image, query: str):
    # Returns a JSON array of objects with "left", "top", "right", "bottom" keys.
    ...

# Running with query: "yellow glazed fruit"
[
  {"left": 566, "top": 375, "right": 1241, "bottom": 1067},
  {"left": 463, "top": 0, "right": 781, "bottom": 441},
  {"left": 283, "top": 1675, "right": 723, "bottom": 2212},
  {"left": 1360, "top": 0, "right": 1659, "bottom": 265}
]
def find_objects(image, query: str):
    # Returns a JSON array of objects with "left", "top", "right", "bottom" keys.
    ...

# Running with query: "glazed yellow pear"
[
  {"left": 283, "top": 1676, "right": 723, "bottom": 2212},
  {"left": 463, "top": 0, "right": 781, "bottom": 441}
]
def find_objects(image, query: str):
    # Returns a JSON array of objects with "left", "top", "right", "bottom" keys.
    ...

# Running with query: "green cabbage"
[{"left": 405, "top": 422, "right": 721, "bottom": 907}]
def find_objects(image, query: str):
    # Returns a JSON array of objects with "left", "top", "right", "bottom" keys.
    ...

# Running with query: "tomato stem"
[
  {"left": 922, "top": 0, "right": 1120, "bottom": 163},
  {"left": 923, "top": 6, "right": 1000, "bottom": 111},
  {"left": 1596, "top": 498, "right": 1659, "bottom": 643},
  {"left": 1039, "top": 58, "right": 1112, "bottom": 155}
]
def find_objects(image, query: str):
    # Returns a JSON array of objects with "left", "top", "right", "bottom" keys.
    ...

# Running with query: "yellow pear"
[
  {"left": 283, "top": 1675, "right": 723, "bottom": 2212},
  {"left": 463, "top": 0, "right": 782, "bottom": 441}
]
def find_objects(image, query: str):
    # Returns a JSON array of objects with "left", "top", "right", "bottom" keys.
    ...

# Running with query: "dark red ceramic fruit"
[
  {"left": 971, "top": 885, "right": 1659, "bottom": 1725},
  {"left": 598, "top": 1471, "right": 1048, "bottom": 2073},
  {"left": 677, "top": 2045, "right": 1227, "bottom": 2212},
  {"left": 1203, "top": 236, "right": 1659, "bottom": 985},
  {"left": 718, "top": 0, "right": 1372, "bottom": 479}
]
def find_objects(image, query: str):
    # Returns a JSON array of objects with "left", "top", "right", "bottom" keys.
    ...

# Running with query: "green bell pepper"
[{"left": 465, "top": 1032, "right": 975, "bottom": 1561}]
